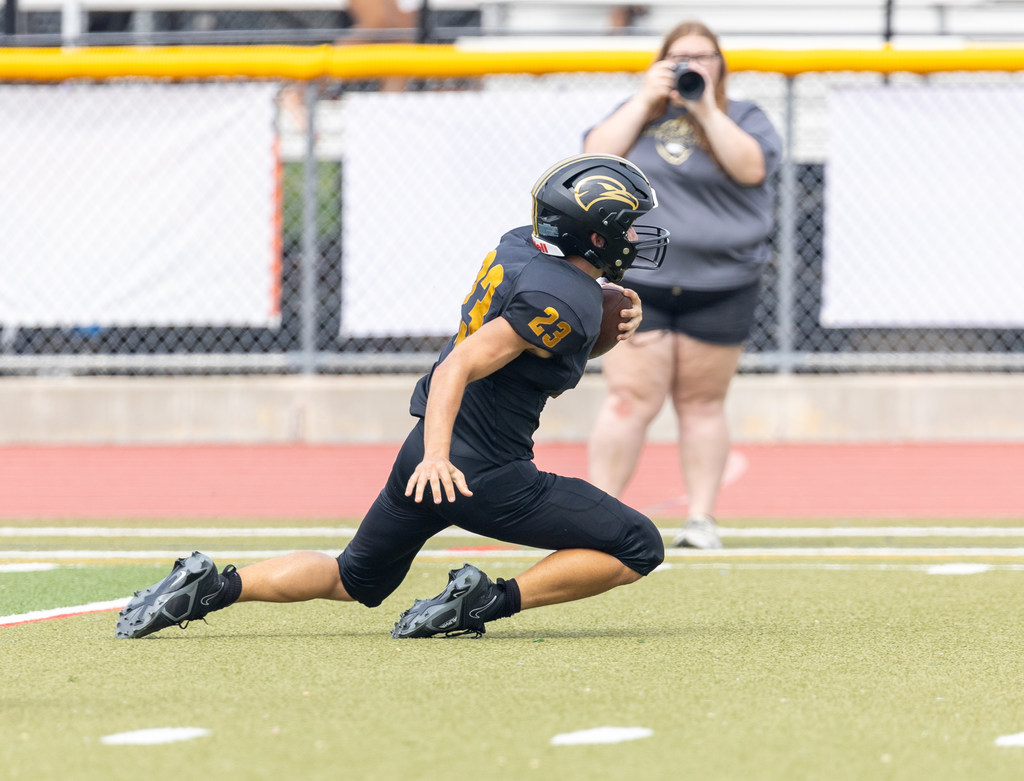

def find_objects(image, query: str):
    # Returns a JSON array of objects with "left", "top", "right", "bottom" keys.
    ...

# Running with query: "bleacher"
[{"left": 6, "top": 0, "right": 1024, "bottom": 46}]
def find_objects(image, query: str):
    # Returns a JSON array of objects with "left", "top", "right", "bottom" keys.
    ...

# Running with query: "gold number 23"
[{"left": 528, "top": 307, "right": 572, "bottom": 349}]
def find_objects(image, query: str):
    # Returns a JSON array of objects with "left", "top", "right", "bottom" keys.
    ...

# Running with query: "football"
[{"left": 590, "top": 286, "right": 631, "bottom": 358}]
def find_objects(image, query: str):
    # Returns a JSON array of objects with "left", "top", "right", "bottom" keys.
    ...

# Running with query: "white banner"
[
  {"left": 822, "top": 86, "right": 1024, "bottom": 327},
  {"left": 340, "top": 89, "right": 630, "bottom": 337},
  {"left": 0, "top": 83, "right": 280, "bottom": 327}
]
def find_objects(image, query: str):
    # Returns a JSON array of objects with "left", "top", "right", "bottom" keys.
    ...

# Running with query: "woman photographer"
[{"left": 584, "top": 20, "right": 781, "bottom": 549}]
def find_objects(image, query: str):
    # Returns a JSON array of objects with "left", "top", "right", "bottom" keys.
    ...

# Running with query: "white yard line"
[
  {"left": 0, "top": 527, "right": 366, "bottom": 538},
  {"left": 722, "top": 527, "right": 1024, "bottom": 538},
  {"left": 5, "top": 547, "right": 1024, "bottom": 562},
  {"left": 5, "top": 545, "right": 1023, "bottom": 627},
  {"left": 0, "top": 598, "right": 129, "bottom": 627}
]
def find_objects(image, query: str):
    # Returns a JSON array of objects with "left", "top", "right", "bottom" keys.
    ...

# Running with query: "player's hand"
[
  {"left": 617, "top": 287, "right": 643, "bottom": 341},
  {"left": 405, "top": 456, "right": 473, "bottom": 504}
]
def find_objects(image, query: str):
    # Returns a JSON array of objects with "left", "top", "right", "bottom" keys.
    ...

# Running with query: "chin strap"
[
  {"left": 588, "top": 250, "right": 625, "bottom": 282},
  {"left": 583, "top": 248, "right": 616, "bottom": 280}
]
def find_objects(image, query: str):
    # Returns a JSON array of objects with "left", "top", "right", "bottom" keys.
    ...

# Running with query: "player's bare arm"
[{"left": 405, "top": 317, "right": 532, "bottom": 504}]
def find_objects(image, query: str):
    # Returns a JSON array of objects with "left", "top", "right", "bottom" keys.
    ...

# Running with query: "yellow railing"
[{"left": 1, "top": 43, "right": 1024, "bottom": 81}]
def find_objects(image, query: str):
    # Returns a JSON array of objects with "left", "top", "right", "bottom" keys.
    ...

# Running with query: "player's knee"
[
  {"left": 638, "top": 519, "right": 666, "bottom": 573},
  {"left": 336, "top": 550, "right": 397, "bottom": 608},
  {"left": 618, "top": 512, "right": 664, "bottom": 575}
]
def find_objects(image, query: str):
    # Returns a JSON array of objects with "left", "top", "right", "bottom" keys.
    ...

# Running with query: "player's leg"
[
  {"left": 118, "top": 424, "right": 443, "bottom": 638},
  {"left": 235, "top": 552, "right": 352, "bottom": 603},
  {"left": 514, "top": 547, "right": 641, "bottom": 608},
  {"left": 588, "top": 328, "right": 674, "bottom": 496},
  {"left": 392, "top": 465, "right": 663, "bottom": 637},
  {"left": 337, "top": 421, "right": 451, "bottom": 609},
  {"left": 391, "top": 548, "right": 642, "bottom": 639},
  {"left": 497, "top": 474, "right": 662, "bottom": 608},
  {"left": 116, "top": 548, "right": 356, "bottom": 639},
  {"left": 235, "top": 462, "right": 447, "bottom": 608},
  {"left": 215, "top": 445, "right": 446, "bottom": 606},
  {"left": 116, "top": 551, "right": 243, "bottom": 639}
]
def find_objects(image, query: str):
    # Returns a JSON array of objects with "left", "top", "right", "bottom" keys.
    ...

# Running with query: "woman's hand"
[{"left": 639, "top": 59, "right": 678, "bottom": 108}]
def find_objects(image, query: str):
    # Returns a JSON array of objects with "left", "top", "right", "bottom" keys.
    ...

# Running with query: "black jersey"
[{"left": 409, "top": 225, "right": 603, "bottom": 463}]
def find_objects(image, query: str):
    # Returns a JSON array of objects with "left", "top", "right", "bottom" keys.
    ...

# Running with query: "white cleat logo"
[{"left": 468, "top": 595, "right": 497, "bottom": 620}]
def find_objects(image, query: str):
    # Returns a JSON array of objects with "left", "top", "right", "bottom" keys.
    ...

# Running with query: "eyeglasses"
[{"left": 665, "top": 52, "right": 720, "bottom": 65}]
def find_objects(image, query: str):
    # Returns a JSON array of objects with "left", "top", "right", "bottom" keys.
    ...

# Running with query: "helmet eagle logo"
[{"left": 573, "top": 175, "right": 640, "bottom": 212}]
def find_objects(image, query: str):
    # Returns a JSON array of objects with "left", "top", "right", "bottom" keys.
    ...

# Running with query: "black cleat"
[
  {"left": 116, "top": 552, "right": 230, "bottom": 639},
  {"left": 391, "top": 563, "right": 496, "bottom": 638}
]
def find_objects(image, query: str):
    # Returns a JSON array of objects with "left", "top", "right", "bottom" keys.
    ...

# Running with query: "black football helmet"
[{"left": 531, "top": 153, "right": 670, "bottom": 282}]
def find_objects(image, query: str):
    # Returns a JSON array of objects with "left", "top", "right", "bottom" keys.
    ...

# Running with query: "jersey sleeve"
[
  {"left": 733, "top": 101, "right": 783, "bottom": 177},
  {"left": 502, "top": 289, "right": 591, "bottom": 357}
]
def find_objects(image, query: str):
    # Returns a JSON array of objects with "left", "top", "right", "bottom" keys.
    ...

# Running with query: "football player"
[{"left": 117, "top": 153, "right": 670, "bottom": 640}]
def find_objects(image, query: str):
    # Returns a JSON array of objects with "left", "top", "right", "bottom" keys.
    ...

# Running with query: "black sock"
[
  {"left": 499, "top": 578, "right": 522, "bottom": 618},
  {"left": 206, "top": 565, "right": 242, "bottom": 613},
  {"left": 478, "top": 577, "right": 521, "bottom": 622}
]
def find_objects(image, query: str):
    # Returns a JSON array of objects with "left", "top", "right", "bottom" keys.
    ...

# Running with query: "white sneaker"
[{"left": 672, "top": 515, "right": 723, "bottom": 550}]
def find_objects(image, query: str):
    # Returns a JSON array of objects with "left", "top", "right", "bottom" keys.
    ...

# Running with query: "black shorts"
[
  {"left": 337, "top": 421, "right": 665, "bottom": 607},
  {"left": 629, "top": 279, "right": 761, "bottom": 345}
]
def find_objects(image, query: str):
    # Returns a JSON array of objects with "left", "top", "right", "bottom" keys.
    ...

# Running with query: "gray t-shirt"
[{"left": 612, "top": 99, "right": 782, "bottom": 291}]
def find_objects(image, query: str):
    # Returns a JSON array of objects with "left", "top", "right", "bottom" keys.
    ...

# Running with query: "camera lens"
[{"left": 673, "top": 64, "right": 705, "bottom": 101}]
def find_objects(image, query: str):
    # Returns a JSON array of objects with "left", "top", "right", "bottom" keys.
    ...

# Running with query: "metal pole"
[
  {"left": 3, "top": 0, "right": 17, "bottom": 38},
  {"left": 776, "top": 76, "right": 798, "bottom": 374},
  {"left": 882, "top": 0, "right": 894, "bottom": 85},
  {"left": 62, "top": 0, "right": 83, "bottom": 45},
  {"left": 417, "top": 0, "right": 432, "bottom": 43},
  {"left": 299, "top": 82, "right": 319, "bottom": 374}
]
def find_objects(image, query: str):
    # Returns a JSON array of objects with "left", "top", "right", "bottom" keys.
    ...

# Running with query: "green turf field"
[{"left": 4, "top": 520, "right": 1024, "bottom": 781}]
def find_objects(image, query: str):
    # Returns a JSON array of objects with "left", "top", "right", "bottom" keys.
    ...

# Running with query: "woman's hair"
[{"left": 655, "top": 20, "right": 728, "bottom": 158}]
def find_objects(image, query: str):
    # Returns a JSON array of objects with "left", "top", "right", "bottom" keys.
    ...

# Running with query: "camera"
[{"left": 673, "top": 63, "right": 706, "bottom": 101}]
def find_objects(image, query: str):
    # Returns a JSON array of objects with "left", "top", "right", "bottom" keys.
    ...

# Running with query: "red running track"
[{"left": 1, "top": 442, "right": 1022, "bottom": 520}]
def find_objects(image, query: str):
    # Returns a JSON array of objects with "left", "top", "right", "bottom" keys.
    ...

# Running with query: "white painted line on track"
[
  {"left": 0, "top": 527, "right": 363, "bottom": 538},
  {"left": 6, "top": 526, "right": 1024, "bottom": 539},
  {"left": 0, "top": 563, "right": 60, "bottom": 573},
  {"left": 0, "top": 527, "right": 484, "bottom": 539},
  {"left": 6, "top": 547, "right": 1024, "bottom": 563},
  {"left": 0, "top": 548, "right": 546, "bottom": 562},
  {"left": 663, "top": 547, "right": 1024, "bottom": 557},
  {"left": 926, "top": 563, "right": 992, "bottom": 575},
  {"left": 721, "top": 527, "right": 1024, "bottom": 538},
  {"left": 0, "top": 598, "right": 129, "bottom": 627},
  {"left": 0, "top": 549, "right": 346, "bottom": 560},
  {"left": 655, "top": 562, "right": 1024, "bottom": 572}
]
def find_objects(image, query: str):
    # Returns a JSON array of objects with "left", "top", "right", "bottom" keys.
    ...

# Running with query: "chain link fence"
[{"left": 2, "top": 64, "right": 1023, "bottom": 375}]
